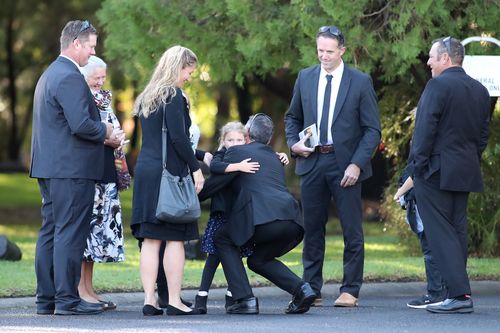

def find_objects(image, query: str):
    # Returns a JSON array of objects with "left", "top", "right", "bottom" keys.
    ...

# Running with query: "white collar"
[
  {"left": 59, "top": 54, "right": 80, "bottom": 69},
  {"left": 320, "top": 60, "right": 344, "bottom": 79}
]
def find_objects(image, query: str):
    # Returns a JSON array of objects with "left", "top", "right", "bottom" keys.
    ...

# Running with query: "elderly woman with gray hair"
[{"left": 78, "top": 56, "right": 129, "bottom": 310}]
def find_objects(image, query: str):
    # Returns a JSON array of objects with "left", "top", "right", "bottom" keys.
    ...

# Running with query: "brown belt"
[{"left": 315, "top": 145, "right": 335, "bottom": 154}]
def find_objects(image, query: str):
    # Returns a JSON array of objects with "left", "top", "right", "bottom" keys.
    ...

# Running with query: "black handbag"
[{"left": 155, "top": 108, "right": 201, "bottom": 223}]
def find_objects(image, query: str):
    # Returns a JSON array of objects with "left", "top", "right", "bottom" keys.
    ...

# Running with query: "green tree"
[
  {"left": 98, "top": 0, "right": 500, "bottom": 254},
  {"left": 0, "top": 0, "right": 102, "bottom": 166}
]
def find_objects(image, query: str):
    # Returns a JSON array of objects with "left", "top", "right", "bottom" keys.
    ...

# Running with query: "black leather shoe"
[
  {"left": 226, "top": 297, "right": 259, "bottom": 314},
  {"left": 194, "top": 295, "right": 208, "bottom": 314},
  {"left": 166, "top": 304, "right": 201, "bottom": 316},
  {"left": 426, "top": 297, "right": 473, "bottom": 314},
  {"left": 143, "top": 304, "right": 163, "bottom": 316},
  {"left": 285, "top": 282, "right": 316, "bottom": 314},
  {"left": 37, "top": 306, "right": 55, "bottom": 315},
  {"left": 159, "top": 298, "right": 192, "bottom": 309},
  {"left": 54, "top": 300, "right": 103, "bottom": 315}
]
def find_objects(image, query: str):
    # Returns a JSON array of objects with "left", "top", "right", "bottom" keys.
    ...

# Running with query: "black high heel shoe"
[
  {"left": 166, "top": 304, "right": 201, "bottom": 316},
  {"left": 143, "top": 304, "right": 163, "bottom": 316}
]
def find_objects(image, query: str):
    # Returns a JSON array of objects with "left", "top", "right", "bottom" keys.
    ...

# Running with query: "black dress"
[{"left": 131, "top": 89, "right": 200, "bottom": 241}]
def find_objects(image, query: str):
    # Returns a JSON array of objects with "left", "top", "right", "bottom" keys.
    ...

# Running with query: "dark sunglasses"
[
  {"left": 74, "top": 20, "right": 91, "bottom": 41},
  {"left": 318, "top": 26, "right": 345, "bottom": 45},
  {"left": 442, "top": 36, "right": 452, "bottom": 54}
]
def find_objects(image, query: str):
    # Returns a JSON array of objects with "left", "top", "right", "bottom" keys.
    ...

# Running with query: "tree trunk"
[
  {"left": 6, "top": 1, "right": 19, "bottom": 161},
  {"left": 236, "top": 80, "right": 252, "bottom": 123}
]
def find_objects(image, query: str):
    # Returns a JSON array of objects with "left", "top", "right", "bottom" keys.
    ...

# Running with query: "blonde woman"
[{"left": 131, "top": 46, "right": 205, "bottom": 316}]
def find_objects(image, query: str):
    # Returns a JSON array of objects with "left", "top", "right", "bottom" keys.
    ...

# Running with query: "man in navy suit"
[
  {"left": 30, "top": 20, "right": 113, "bottom": 315},
  {"left": 285, "top": 26, "right": 381, "bottom": 307},
  {"left": 411, "top": 37, "right": 490, "bottom": 314},
  {"left": 210, "top": 114, "right": 316, "bottom": 315}
]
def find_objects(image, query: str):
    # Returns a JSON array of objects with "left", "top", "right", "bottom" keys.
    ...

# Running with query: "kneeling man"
[{"left": 213, "top": 113, "right": 315, "bottom": 315}]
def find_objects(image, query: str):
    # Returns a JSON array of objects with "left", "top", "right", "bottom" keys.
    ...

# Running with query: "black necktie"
[{"left": 320, "top": 74, "right": 333, "bottom": 144}]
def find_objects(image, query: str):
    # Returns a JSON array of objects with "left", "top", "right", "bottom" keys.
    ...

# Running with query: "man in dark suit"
[
  {"left": 30, "top": 20, "right": 113, "bottom": 315},
  {"left": 212, "top": 114, "right": 316, "bottom": 315},
  {"left": 411, "top": 37, "right": 490, "bottom": 314},
  {"left": 285, "top": 26, "right": 381, "bottom": 307}
]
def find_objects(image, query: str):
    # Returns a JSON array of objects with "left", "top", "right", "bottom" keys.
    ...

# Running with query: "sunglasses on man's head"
[
  {"left": 443, "top": 36, "right": 452, "bottom": 55},
  {"left": 74, "top": 20, "right": 91, "bottom": 41},
  {"left": 318, "top": 26, "right": 345, "bottom": 45},
  {"left": 247, "top": 113, "right": 274, "bottom": 134}
]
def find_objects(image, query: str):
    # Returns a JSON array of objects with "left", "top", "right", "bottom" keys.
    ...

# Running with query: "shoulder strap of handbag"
[
  {"left": 161, "top": 106, "right": 168, "bottom": 170},
  {"left": 161, "top": 101, "right": 190, "bottom": 172}
]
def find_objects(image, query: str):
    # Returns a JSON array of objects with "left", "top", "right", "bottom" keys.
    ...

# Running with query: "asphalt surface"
[{"left": 1, "top": 281, "right": 500, "bottom": 333}]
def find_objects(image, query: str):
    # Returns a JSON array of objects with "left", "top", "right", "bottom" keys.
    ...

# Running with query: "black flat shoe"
[
  {"left": 143, "top": 304, "right": 163, "bottom": 316},
  {"left": 166, "top": 304, "right": 201, "bottom": 316},
  {"left": 225, "top": 295, "right": 235, "bottom": 309},
  {"left": 159, "top": 298, "right": 192, "bottom": 308},
  {"left": 194, "top": 295, "right": 208, "bottom": 314},
  {"left": 99, "top": 300, "right": 117, "bottom": 311}
]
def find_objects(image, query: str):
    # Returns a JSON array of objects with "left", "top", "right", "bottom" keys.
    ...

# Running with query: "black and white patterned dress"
[{"left": 83, "top": 90, "right": 125, "bottom": 263}]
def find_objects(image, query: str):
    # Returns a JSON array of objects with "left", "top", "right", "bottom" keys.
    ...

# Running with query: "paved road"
[{"left": 1, "top": 282, "right": 499, "bottom": 333}]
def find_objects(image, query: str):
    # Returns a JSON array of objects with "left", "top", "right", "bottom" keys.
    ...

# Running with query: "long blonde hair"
[
  {"left": 218, "top": 121, "right": 247, "bottom": 150},
  {"left": 133, "top": 45, "right": 197, "bottom": 118}
]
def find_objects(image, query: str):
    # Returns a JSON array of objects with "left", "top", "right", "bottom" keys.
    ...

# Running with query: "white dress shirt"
[
  {"left": 317, "top": 61, "right": 344, "bottom": 145},
  {"left": 60, "top": 54, "right": 81, "bottom": 69}
]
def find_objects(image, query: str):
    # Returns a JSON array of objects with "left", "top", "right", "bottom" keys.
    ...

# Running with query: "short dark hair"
[
  {"left": 60, "top": 20, "right": 97, "bottom": 51},
  {"left": 246, "top": 113, "right": 274, "bottom": 144},
  {"left": 432, "top": 36, "right": 464, "bottom": 66},
  {"left": 316, "top": 26, "right": 345, "bottom": 47}
]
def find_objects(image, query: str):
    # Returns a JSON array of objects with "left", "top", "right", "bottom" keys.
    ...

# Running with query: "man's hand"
[
  {"left": 192, "top": 169, "right": 205, "bottom": 194},
  {"left": 291, "top": 133, "right": 315, "bottom": 158},
  {"left": 340, "top": 163, "right": 361, "bottom": 187},
  {"left": 105, "top": 129, "right": 125, "bottom": 148}
]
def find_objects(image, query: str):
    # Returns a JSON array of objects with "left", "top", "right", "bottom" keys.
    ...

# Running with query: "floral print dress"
[{"left": 83, "top": 90, "right": 125, "bottom": 263}]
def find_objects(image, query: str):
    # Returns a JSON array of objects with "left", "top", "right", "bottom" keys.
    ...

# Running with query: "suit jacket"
[
  {"left": 30, "top": 56, "right": 107, "bottom": 179},
  {"left": 201, "top": 142, "right": 302, "bottom": 247},
  {"left": 285, "top": 64, "right": 381, "bottom": 180},
  {"left": 411, "top": 67, "right": 490, "bottom": 192}
]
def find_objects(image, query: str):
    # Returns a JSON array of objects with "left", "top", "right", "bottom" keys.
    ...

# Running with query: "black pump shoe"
[
  {"left": 194, "top": 295, "right": 208, "bottom": 314},
  {"left": 143, "top": 304, "right": 163, "bottom": 316},
  {"left": 166, "top": 304, "right": 201, "bottom": 316}
]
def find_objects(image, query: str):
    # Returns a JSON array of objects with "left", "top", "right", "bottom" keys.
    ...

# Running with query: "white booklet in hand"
[{"left": 299, "top": 124, "right": 319, "bottom": 148}]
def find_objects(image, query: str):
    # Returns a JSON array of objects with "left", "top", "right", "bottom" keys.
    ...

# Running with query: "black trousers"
[
  {"left": 35, "top": 178, "right": 95, "bottom": 311},
  {"left": 414, "top": 176, "right": 470, "bottom": 298},
  {"left": 300, "top": 153, "right": 364, "bottom": 297},
  {"left": 215, "top": 220, "right": 303, "bottom": 300}
]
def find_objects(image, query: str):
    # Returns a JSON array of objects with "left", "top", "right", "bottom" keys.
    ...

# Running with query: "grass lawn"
[{"left": 1, "top": 173, "right": 499, "bottom": 297}]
